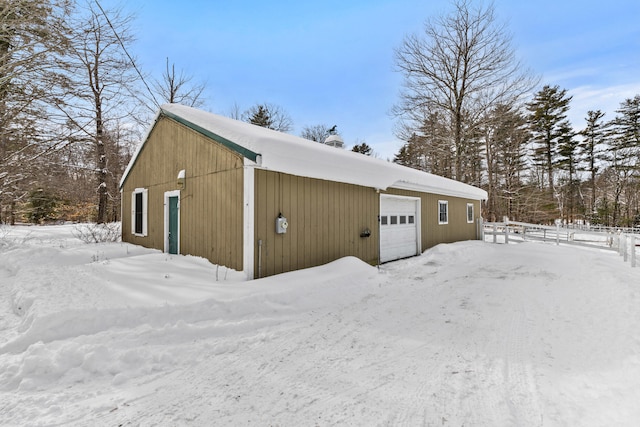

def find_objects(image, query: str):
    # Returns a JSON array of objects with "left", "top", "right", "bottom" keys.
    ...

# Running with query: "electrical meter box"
[{"left": 276, "top": 214, "right": 288, "bottom": 234}]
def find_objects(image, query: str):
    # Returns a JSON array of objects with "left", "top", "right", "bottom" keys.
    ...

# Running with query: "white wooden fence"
[{"left": 480, "top": 219, "right": 637, "bottom": 268}]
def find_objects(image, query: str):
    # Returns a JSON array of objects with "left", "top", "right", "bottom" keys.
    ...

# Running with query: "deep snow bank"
[{"left": 2, "top": 224, "right": 640, "bottom": 426}]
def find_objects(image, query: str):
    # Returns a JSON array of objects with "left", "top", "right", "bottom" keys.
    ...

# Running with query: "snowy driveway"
[{"left": 1, "top": 225, "right": 640, "bottom": 426}]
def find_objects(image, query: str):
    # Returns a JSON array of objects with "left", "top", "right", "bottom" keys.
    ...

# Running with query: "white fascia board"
[{"left": 390, "top": 180, "right": 488, "bottom": 201}]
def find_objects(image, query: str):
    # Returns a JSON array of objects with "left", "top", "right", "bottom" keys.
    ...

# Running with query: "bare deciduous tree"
[
  {"left": 300, "top": 124, "right": 332, "bottom": 143},
  {"left": 152, "top": 57, "right": 206, "bottom": 107},
  {"left": 393, "top": 0, "right": 537, "bottom": 182},
  {"left": 59, "top": 1, "right": 140, "bottom": 223},
  {"left": 226, "top": 102, "right": 243, "bottom": 120}
]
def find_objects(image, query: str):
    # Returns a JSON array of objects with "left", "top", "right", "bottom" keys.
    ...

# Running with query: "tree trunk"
[
  {"left": 95, "top": 89, "right": 107, "bottom": 223},
  {"left": 546, "top": 134, "right": 554, "bottom": 193},
  {"left": 591, "top": 167, "right": 596, "bottom": 217},
  {"left": 96, "top": 114, "right": 107, "bottom": 224},
  {"left": 10, "top": 200, "right": 15, "bottom": 225}
]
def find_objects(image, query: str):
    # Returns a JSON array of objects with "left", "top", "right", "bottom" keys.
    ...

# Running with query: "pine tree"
[
  {"left": 243, "top": 103, "right": 292, "bottom": 132},
  {"left": 482, "top": 104, "right": 528, "bottom": 221},
  {"left": 605, "top": 95, "right": 640, "bottom": 226},
  {"left": 611, "top": 95, "right": 640, "bottom": 154},
  {"left": 351, "top": 142, "right": 373, "bottom": 156},
  {"left": 0, "top": 0, "right": 71, "bottom": 223},
  {"left": 391, "top": 112, "right": 453, "bottom": 177},
  {"left": 579, "top": 110, "right": 607, "bottom": 218},
  {"left": 394, "top": 134, "right": 427, "bottom": 171},
  {"left": 526, "top": 85, "right": 573, "bottom": 194},
  {"left": 248, "top": 105, "right": 274, "bottom": 129},
  {"left": 556, "top": 123, "right": 580, "bottom": 221}
]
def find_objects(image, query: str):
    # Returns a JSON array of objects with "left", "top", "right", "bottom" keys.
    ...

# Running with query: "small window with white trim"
[
  {"left": 438, "top": 200, "right": 448, "bottom": 225},
  {"left": 132, "top": 188, "right": 148, "bottom": 236},
  {"left": 467, "top": 203, "right": 474, "bottom": 223},
  {"left": 390, "top": 216, "right": 398, "bottom": 225},
  {"left": 381, "top": 216, "right": 388, "bottom": 225}
]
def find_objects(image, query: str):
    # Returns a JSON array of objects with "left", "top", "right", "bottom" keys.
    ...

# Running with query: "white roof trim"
[
  {"left": 390, "top": 180, "right": 485, "bottom": 200},
  {"left": 120, "top": 104, "right": 488, "bottom": 201}
]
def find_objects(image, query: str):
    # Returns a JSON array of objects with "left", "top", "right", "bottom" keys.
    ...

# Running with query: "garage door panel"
[{"left": 380, "top": 196, "right": 420, "bottom": 263}]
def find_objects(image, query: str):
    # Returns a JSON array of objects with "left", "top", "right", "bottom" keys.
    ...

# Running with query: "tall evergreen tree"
[
  {"left": 579, "top": 110, "right": 607, "bottom": 217},
  {"left": 611, "top": 95, "right": 640, "bottom": 155},
  {"left": 556, "top": 123, "right": 580, "bottom": 221},
  {"left": 605, "top": 95, "right": 640, "bottom": 226},
  {"left": 395, "top": 112, "right": 453, "bottom": 177},
  {"left": 0, "top": 0, "right": 72, "bottom": 223},
  {"left": 482, "top": 104, "right": 528, "bottom": 221},
  {"left": 526, "top": 85, "right": 572, "bottom": 194},
  {"left": 394, "top": 133, "right": 428, "bottom": 171}
]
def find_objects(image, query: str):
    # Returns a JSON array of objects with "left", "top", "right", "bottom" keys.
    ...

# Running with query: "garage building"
[{"left": 120, "top": 104, "right": 488, "bottom": 278}]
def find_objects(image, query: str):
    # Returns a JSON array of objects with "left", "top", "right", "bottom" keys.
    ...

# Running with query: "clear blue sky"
[{"left": 107, "top": 0, "right": 640, "bottom": 159}]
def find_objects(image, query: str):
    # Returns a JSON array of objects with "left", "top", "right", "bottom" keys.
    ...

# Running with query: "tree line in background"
[
  {"left": 0, "top": 0, "right": 373, "bottom": 225},
  {"left": 2, "top": 0, "right": 637, "bottom": 228},
  {"left": 392, "top": 0, "right": 639, "bottom": 227},
  {"left": 1, "top": 0, "right": 161, "bottom": 224}
]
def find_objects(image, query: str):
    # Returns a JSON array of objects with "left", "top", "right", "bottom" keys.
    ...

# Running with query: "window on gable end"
[{"left": 132, "top": 188, "right": 148, "bottom": 236}]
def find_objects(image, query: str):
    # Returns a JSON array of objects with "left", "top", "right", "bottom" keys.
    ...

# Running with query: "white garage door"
[{"left": 380, "top": 195, "right": 420, "bottom": 263}]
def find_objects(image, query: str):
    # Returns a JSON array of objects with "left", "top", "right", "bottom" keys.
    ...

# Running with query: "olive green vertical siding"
[
  {"left": 254, "top": 170, "right": 379, "bottom": 277},
  {"left": 121, "top": 116, "right": 244, "bottom": 271},
  {"left": 384, "top": 188, "right": 481, "bottom": 250},
  {"left": 122, "top": 114, "right": 484, "bottom": 277}
]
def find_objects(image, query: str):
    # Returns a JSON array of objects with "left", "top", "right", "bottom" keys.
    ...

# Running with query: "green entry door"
[{"left": 168, "top": 196, "right": 179, "bottom": 254}]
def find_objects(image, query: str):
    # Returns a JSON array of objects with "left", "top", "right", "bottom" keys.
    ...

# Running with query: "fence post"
[
  {"left": 631, "top": 236, "right": 636, "bottom": 268},
  {"left": 556, "top": 223, "right": 560, "bottom": 245},
  {"left": 505, "top": 224, "right": 509, "bottom": 244},
  {"left": 493, "top": 224, "right": 497, "bottom": 243},
  {"left": 623, "top": 234, "right": 628, "bottom": 262}
]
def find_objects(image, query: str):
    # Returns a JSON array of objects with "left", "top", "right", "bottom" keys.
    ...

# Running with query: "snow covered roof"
[{"left": 121, "top": 104, "right": 488, "bottom": 201}]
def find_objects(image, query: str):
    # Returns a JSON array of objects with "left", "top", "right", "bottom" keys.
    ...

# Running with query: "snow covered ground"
[{"left": 1, "top": 224, "right": 640, "bottom": 426}]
